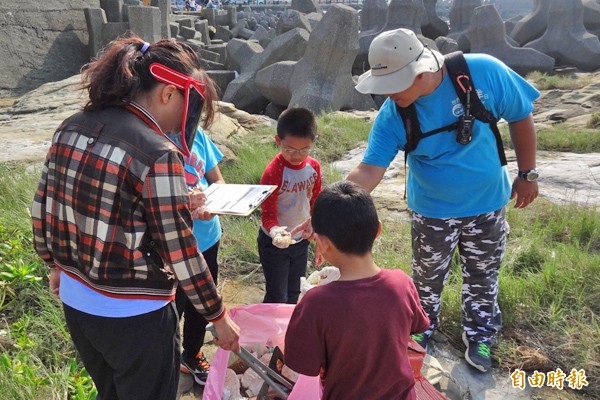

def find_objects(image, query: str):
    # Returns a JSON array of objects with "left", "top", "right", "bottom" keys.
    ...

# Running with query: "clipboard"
[{"left": 202, "top": 184, "right": 277, "bottom": 216}]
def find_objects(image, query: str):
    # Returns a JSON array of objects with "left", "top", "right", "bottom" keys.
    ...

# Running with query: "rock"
[
  {"left": 0, "top": 75, "right": 257, "bottom": 163},
  {"left": 0, "top": 0, "right": 96, "bottom": 97},
  {"left": 525, "top": 0, "right": 600, "bottom": 71},
  {"left": 509, "top": 0, "right": 549, "bottom": 46},
  {"left": 223, "top": 27, "right": 310, "bottom": 114},
  {"left": 448, "top": 0, "right": 483, "bottom": 52},
  {"left": 468, "top": 4, "right": 555, "bottom": 76},
  {"left": 254, "top": 5, "right": 376, "bottom": 113},
  {"left": 421, "top": 0, "right": 449, "bottom": 39}
]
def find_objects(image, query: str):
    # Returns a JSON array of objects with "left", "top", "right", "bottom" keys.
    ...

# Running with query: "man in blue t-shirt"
[{"left": 348, "top": 28, "right": 541, "bottom": 372}]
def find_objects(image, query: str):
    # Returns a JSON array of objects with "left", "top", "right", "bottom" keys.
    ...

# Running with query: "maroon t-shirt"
[{"left": 284, "top": 268, "right": 430, "bottom": 400}]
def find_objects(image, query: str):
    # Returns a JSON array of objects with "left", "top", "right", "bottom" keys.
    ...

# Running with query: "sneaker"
[
  {"left": 411, "top": 332, "right": 430, "bottom": 351},
  {"left": 180, "top": 351, "right": 210, "bottom": 385},
  {"left": 462, "top": 332, "right": 492, "bottom": 372}
]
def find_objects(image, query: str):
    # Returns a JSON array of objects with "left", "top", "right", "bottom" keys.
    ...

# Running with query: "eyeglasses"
[
  {"left": 281, "top": 146, "right": 312, "bottom": 156},
  {"left": 149, "top": 62, "right": 206, "bottom": 157}
]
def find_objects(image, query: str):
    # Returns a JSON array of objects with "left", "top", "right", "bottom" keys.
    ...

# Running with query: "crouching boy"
[{"left": 284, "top": 181, "right": 430, "bottom": 400}]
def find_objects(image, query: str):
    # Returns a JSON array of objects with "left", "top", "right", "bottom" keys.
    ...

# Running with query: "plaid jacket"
[{"left": 31, "top": 106, "right": 224, "bottom": 321}]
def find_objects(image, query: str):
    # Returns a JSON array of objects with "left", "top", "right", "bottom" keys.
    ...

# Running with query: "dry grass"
[
  {"left": 527, "top": 71, "right": 593, "bottom": 90},
  {"left": 0, "top": 98, "right": 16, "bottom": 108}
]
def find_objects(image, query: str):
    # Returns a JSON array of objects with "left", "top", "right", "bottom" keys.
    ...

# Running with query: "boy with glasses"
[{"left": 258, "top": 107, "right": 322, "bottom": 304}]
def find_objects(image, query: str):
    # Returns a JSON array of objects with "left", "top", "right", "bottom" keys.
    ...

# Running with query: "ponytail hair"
[
  {"left": 81, "top": 35, "right": 217, "bottom": 128},
  {"left": 195, "top": 68, "right": 218, "bottom": 128}
]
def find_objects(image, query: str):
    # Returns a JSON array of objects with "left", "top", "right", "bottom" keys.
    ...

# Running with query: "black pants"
[
  {"left": 63, "top": 302, "right": 179, "bottom": 400},
  {"left": 258, "top": 228, "right": 309, "bottom": 304},
  {"left": 175, "top": 241, "right": 219, "bottom": 360}
]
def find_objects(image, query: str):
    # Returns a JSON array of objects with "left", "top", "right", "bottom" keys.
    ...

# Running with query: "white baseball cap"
[{"left": 355, "top": 28, "right": 443, "bottom": 95}]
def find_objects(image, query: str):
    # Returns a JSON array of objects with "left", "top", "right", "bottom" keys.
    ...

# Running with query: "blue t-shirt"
[
  {"left": 363, "top": 54, "right": 541, "bottom": 218},
  {"left": 183, "top": 129, "right": 223, "bottom": 251}
]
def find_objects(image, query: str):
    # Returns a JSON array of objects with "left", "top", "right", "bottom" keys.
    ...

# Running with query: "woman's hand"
[
  {"left": 49, "top": 268, "right": 60, "bottom": 299},
  {"left": 211, "top": 314, "right": 241, "bottom": 353}
]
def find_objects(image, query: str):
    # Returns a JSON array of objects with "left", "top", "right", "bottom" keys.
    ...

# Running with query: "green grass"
[
  {"left": 536, "top": 127, "right": 600, "bottom": 153},
  {"left": 0, "top": 164, "right": 98, "bottom": 400},
  {"left": 587, "top": 112, "right": 600, "bottom": 129},
  {"left": 0, "top": 113, "right": 598, "bottom": 398},
  {"left": 500, "top": 124, "right": 600, "bottom": 153},
  {"left": 0, "top": 163, "right": 41, "bottom": 231},
  {"left": 526, "top": 71, "right": 593, "bottom": 91}
]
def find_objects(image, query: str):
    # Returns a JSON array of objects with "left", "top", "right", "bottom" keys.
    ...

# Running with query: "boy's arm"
[
  {"left": 309, "top": 159, "right": 322, "bottom": 210},
  {"left": 259, "top": 160, "right": 282, "bottom": 231},
  {"left": 205, "top": 166, "right": 225, "bottom": 185},
  {"left": 284, "top": 296, "right": 323, "bottom": 376},
  {"left": 408, "top": 278, "right": 430, "bottom": 334}
]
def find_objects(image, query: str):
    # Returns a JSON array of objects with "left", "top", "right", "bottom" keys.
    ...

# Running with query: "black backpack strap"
[
  {"left": 397, "top": 104, "right": 421, "bottom": 162},
  {"left": 397, "top": 104, "right": 419, "bottom": 199},
  {"left": 444, "top": 51, "right": 508, "bottom": 166},
  {"left": 397, "top": 103, "right": 460, "bottom": 199},
  {"left": 397, "top": 104, "right": 459, "bottom": 158}
]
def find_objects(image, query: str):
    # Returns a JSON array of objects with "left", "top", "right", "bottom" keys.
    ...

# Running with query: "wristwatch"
[{"left": 518, "top": 169, "right": 539, "bottom": 182}]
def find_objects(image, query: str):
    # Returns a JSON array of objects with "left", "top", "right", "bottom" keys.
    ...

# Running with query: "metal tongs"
[{"left": 207, "top": 324, "right": 293, "bottom": 399}]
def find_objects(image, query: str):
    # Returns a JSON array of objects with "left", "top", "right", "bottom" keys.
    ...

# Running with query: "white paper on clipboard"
[{"left": 203, "top": 184, "right": 277, "bottom": 216}]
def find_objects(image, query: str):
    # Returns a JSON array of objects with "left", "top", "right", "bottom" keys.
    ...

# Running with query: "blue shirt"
[
  {"left": 60, "top": 272, "right": 167, "bottom": 317},
  {"left": 183, "top": 129, "right": 223, "bottom": 251},
  {"left": 363, "top": 54, "right": 540, "bottom": 218}
]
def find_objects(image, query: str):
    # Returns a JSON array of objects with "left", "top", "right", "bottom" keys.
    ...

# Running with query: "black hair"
[
  {"left": 311, "top": 181, "right": 379, "bottom": 255},
  {"left": 276, "top": 107, "right": 317, "bottom": 140},
  {"left": 81, "top": 35, "right": 218, "bottom": 127}
]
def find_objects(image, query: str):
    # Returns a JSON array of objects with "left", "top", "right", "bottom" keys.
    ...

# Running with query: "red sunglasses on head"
[{"left": 149, "top": 62, "right": 206, "bottom": 157}]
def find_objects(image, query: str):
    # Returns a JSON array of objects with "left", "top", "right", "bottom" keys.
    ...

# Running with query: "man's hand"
[
  {"left": 211, "top": 314, "right": 241, "bottom": 353},
  {"left": 269, "top": 226, "right": 296, "bottom": 249},
  {"left": 510, "top": 178, "right": 538, "bottom": 208},
  {"left": 508, "top": 114, "right": 537, "bottom": 209},
  {"left": 290, "top": 218, "right": 314, "bottom": 241}
]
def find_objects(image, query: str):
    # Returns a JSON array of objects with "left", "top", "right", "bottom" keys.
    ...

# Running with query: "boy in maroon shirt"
[{"left": 285, "top": 181, "right": 429, "bottom": 400}]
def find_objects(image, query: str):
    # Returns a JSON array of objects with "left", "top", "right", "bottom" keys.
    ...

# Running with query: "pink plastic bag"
[{"left": 203, "top": 303, "right": 322, "bottom": 400}]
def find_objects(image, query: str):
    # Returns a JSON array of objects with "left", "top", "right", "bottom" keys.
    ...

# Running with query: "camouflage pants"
[{"left": 411, "top": 208, "right": 507, "bottom": 344}]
